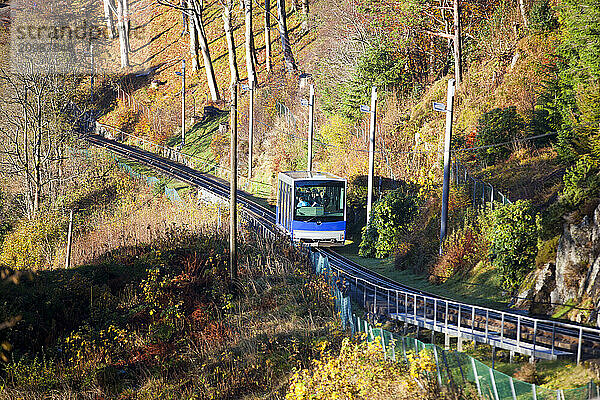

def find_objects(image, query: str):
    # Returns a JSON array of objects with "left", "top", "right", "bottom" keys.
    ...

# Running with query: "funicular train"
[{"left": 275, "top": 171, "right": 347, "bottom": 246}]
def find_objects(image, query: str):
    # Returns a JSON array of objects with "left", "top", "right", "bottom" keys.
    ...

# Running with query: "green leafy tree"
[
  {"left": 528, "top": 0, "right": 558, "bottom": 31},
  {"left": 322, "top": 41, "right": 419, "bottom": 121},
  {"left": 488, "top": 201, "right": 537, "bottom": 291},
  {"left": 476, "top": 106, "right": 524, "bottom": 165},
  {"left": 359, "top": 188, "right": 419, "bottom": 259},
  {"left": 536, "top": 0, "right": 600, "bottom": 161}
]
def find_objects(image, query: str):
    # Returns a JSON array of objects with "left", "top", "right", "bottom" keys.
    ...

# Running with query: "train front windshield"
[{"left": 294, "top": 181, "right": 345, "bottom": 222}]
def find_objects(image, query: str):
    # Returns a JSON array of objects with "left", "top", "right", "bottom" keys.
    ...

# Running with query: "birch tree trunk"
[
  {"left": 123, "top": 0, "right": 131, "bottom": 52},
  {"left": 452, "top": 0, "right": 461, "bottom": 87},
  {"left": 103, "top": 0, "right": 116, "bottom": 39},
  {"left": 116, "top": 0, "right": 130, "bottom": 67},
  {"left": 277, "top": 0, "right": 297, "bottom": 72},
  {"left": 222, "top": 0, "right": 240, "bottom": 89},
  {"left": 187, "top": 2, "right": 201, "bottom": 71},
  {"left": 264, "top": 0, "right": 271, "bottom": 72},
  {"left": 190, "top": 0, "right": 221, "bottom": 101},
  {"left": 519, "top": 0, "right": 528, "bottom": 29},
  {"left": 301, "top": 0, "right": 308, "bottom": 33},
  {"left": 244, "top": 0, "right": 257, "bottom": 85}
]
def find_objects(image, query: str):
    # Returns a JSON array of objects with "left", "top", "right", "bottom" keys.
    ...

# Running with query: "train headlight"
[{"left": 339, "top": 232, "right": 345, "bottom": 241}]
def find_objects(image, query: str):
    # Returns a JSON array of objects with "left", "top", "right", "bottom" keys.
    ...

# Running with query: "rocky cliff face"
[
  {"left": 552, "top": 204, "right": 600, "bottom": 306},
  {"left": 523, "top": 203, "right": 600, "bottom": 324}
]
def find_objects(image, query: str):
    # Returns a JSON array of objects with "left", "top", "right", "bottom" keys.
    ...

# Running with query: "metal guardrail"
[{"left": 311, "top": 251, "right": 600, "bottom": 365}]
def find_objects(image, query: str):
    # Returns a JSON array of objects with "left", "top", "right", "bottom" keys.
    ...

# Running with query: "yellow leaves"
[
  {"left": 286, "top": 338, "right": 418, "bottom": 400},
  {"left": 0, "top": 213, "right": 63, "bottom": 271}
]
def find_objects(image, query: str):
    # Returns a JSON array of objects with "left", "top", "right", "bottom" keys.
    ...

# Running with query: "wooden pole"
[
  {"left": 230, "top": 84, "right": 238, "bottom": 281},
  {"left": 366, "top": 86, "right": 377, "bottom": 226},
  {"left": 65, "top": 209, "right": 74, "bottom": 269}
]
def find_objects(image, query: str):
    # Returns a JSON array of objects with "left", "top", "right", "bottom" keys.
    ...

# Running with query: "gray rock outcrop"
[{"left": 550, "top": 204, "right": 600, "bottom": 311}]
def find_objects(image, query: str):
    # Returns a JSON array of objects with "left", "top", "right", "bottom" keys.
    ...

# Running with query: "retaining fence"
[
  {"left": 452, "top": 162, "right": 512, "bottom": 208},
  {"left": 94, "top": 122, "right": 273, "bottom": 200},
  {"left": 70, "top": 146, "right": 184, "bottom": 204},
  {"left": 309, "top": 249, "right": 598, "bottom": 400}
]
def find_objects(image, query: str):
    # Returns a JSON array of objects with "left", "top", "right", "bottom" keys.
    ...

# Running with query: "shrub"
[
  {"left": 0, "top": 214, "right": 64, "bottom": 270},
  {"left": 528, "top": 0, "right": 558, "bottom": 31},
  {"left": 561, "top": 154, "right": 600, "bottom": 209},
  {"left": 476, "top": 106, "right": 525, "bottom": 165},
  {"left": 286, "top": 339, "right": 446, "bottom": 400},
  {"left": 487, "top": 201, "right": 538, "bottom": 291},
  {"left": 431, "top": 225, "right": 485, "bottom": 283},
  {"left": 359, "top": 188, "right": 420, "bottom": 259},
  {"left": 538, "top": 155, "right": 600, "bottom": 240},
  {"left": 513, "top": 362, "right": 540, "bottom": 385}
]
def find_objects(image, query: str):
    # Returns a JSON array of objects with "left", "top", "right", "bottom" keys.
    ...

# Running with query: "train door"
[
  {"left": 276, "top": 180, "right": 282, "bottom": 226},
  {"left": 286, "top": 183, "right": 292, "bottom": 232}
]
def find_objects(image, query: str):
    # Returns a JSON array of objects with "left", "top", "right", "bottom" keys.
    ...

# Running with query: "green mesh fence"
[{"left": 310, "top": 250, "right": 598, "bottom": 400}]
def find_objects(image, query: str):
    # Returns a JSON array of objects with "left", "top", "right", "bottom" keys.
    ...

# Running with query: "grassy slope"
[{"left": 338, "top": 236, "right": 508, "bottom": 309}]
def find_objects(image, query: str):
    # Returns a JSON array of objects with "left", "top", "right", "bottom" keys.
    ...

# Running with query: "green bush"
[
  {"left": 536, "top": 156, "right": 600, "bottom": 240},
  {"left": 359, "top": 188, "right": 419, "bottom": 259},
  {"left": 487, "top": 200, "right": 537, "bottom": 291},
  {"left": 561, "top": 154, "right": 600, "bottom": 209},
  {"left": 528, "top": 0, "right": 558, "bottom": 31},
  {"left": 476, "top": 106, "right": 524, "bottom": 165}
]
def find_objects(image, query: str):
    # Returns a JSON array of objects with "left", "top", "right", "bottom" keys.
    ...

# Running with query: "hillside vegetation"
[
  {"left": 2, "top": 0, "right": 600, "bottom": 396},
  {"left": 94, "top": 0, "right": 600, "bottom": 321}
]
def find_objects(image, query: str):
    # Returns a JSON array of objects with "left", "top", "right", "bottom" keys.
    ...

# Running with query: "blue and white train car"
[{"left": 276, "top": 171, "right": 346, "bottom": 246}]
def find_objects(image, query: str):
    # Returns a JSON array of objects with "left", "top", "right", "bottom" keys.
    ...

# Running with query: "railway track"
[{"left": 85, "top": 132, "right": 600, "bottom": 363}]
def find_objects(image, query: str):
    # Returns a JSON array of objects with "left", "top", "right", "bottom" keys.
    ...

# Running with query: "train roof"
[{"left": 278, "top": 171, "right": 346, "bottom": 184}]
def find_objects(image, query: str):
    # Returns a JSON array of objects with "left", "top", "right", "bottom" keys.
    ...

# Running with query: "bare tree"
[
  {"left": 116, "top": 0, "right": 130, "bottom": 67},
  {"left": 103, "top": 0, "right": 116, "bottom": 39},
  {"left": 301, "top": 0, "right": 308, "bottom": 32},
  {"left": 0, "top": 66, "right": 82, "bottom": 218},
  {"left": 419, "top": 0, "right": 461, "bottom": 87},
  {"left": 277, "top": 0, "right": 297, "bottom": 72},
  {"left": 264, "top": 0, "right": 272, "bottom": 71},
  {"left": 188, "top": 0, "right": 201, "bottom": 71},
  {"left": 519, "top": 0, "right": 528, "bottom": 28},
  {"left": 159, "top": 0, "right": 221, "bottom": 101},
  {"left": 244, "top": 0, "right": 257, "bottom": 84},
  {"left": 221, "top": 0, "right": 240, "bottom": 89}
]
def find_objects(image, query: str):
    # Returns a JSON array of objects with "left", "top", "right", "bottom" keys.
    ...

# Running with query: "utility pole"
[
  {"left": 366, "top": 86, "right": 377, "bottom": 226},
  {"left": 248, "top": 78, "right": 254, "bottom": 179},
  {"left": 181, "top": 59, "right": 186, "bottom": 146},
  {"left": 230, "top": 83, "right": 238, "bottom": 281},
  {"left": 65, "top": 209, "right": 74, "bottom": 269},
  {"left": 90, "top": 43, "right": 94, "bottom": 102},
  {"left": 439, "top": 78, "right": 456, "bottom": 255},
  {"left": 307, "top": 84, "right": 315, "bottom": 171},
  {"left": 181, "top": 0, "right": 187, "bottom": 34}
]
